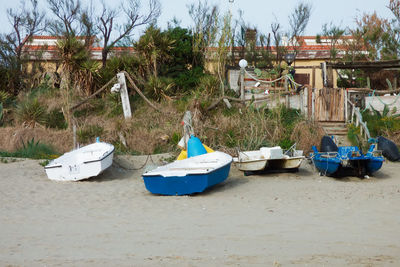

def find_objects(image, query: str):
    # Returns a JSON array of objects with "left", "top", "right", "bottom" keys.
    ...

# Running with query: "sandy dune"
[{"left": 0, "top": 155, "right": 400, "bottom": 266}]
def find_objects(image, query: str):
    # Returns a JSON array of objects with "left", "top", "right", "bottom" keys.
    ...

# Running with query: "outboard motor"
[{"left": 320, "top": 135, "right": 338, "bottom": 153}]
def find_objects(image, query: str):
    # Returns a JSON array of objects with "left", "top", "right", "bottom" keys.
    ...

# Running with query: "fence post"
[
  {"left": 117, "top": 72, "right": 132, "bottom": 119},
  {"left": 285, "top": 76, "right": 289, "bottom": 108},
  {"left": 344, "top": 90, "right": 348, "bottom": 122},
  {"left": 240, "top": 68, "right": 245, "bottom": 101}
]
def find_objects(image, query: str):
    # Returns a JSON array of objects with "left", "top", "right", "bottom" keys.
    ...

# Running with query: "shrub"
[
  {"left": 15, "top": 98, "right": 47, "bottom": 127},
  {"left": 143, "top": 76, "right": 175, "bottom": 102},
  {"left": 362, "top": 105, "right": 400, "bottom": 137},
  {"left": 45, "top": 109, "right": 68, "bottom": 129},
  {"left": 106, "top": 93, "right": 123, "bottom": 117}
]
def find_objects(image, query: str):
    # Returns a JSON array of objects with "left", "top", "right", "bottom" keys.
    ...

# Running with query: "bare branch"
[
  {"left": 97, "top": 0, "right": 161, "bottom": 67},
  {"left": 47, "top": 0, "right": 81, "bottom": 36}
]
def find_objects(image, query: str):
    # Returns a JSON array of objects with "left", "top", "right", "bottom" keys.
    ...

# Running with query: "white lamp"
[{"left": 239, "top": 59, "right": 248, "bottom": 69}]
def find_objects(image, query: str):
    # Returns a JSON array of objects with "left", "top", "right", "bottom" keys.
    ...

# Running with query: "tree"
[
  {"left": 316, "top": 22, "right": 345, "bottom": 62},
  {"left": 270, "top": 20, "right": 287, "bottom": 73},
  {"left": 287, "top": 2, "right": 312, "bottom": 63},
  {"left": 0, "top": 0, "right": 45, "bottom": 95},
  {"left": 97, "top": 0, "right": 161, "bottom": 67},
  {"left": 160, "top": 26, "right": 204, "bottom": 91},
  {"left": 354, "top": 12, "right": 392, "bottom": 60},
  {"left": 188, "top": 0, "right": 219, "bottom": 66},
  {"left": 47, "top": 0, "right": 81, "bottom": 37},
  {"left": 80, "top": 0, "right": 98, "bottom": 48},
  {"left": 134, "top": 25, "right": 174, "bottom": 78}
]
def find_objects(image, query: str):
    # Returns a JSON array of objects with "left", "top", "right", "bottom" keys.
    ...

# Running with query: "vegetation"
[
  {"left": 362, "top": 105, "right": 400, "bottom": 137},
  {"left": 0, "top": 0, "right": 399, "bottom": 159},
  {"left": 0, "top": 138, "right": 57, "bottom": 159}
]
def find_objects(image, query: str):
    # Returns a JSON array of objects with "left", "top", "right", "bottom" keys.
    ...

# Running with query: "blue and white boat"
[
  {"left": 311, "top": 144, "right": 384, "bottom": 177},
  {"left": 142, "top": 151, "right": 232, "bottom": 195}
]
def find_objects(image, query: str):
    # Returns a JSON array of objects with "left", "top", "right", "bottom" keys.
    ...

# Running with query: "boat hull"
[
  {"left": 45, "top": 143, "right": 114, "bottom": 181},
  {"left": 366, "top": 158, "right": 384, "bottom": 174},
  {"left": 143, "top": 151, "right": 232, "bottom": 195},
  {"left": 233, "top": 147, "right": 304, "bottom": 172},
  {"left": 312, "top": 156, "right": 341, "bottom": 175},
  {"left": 143, "top": 163, "right": 230, "bottom": 195},
  {"left": 311, "top": 145, "right": 384, "bottom": 177}
]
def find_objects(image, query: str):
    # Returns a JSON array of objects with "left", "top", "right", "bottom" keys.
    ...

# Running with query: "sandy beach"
[{"left": 1, "top": 155, "right": 400, "bottom": 266}]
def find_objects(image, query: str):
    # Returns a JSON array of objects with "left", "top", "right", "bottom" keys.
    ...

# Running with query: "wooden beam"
[
  {"left": 347, "top": 87, "right": 400, "bottom": 95},
  {"left": 327, "top": 59, "right": 400, "bottom": 69}
]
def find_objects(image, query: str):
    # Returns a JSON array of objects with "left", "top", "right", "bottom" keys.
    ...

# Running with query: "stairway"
[
  {"left": 319, "top": 122, "right": 350, "bottom": 146},
  {"left": 319, "top": 122, "right": 348, "bottom": 136}
]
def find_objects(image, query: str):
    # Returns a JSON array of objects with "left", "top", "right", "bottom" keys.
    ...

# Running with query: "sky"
[{"left": 0, "top": 0, "right": 395, "bottom": 38}]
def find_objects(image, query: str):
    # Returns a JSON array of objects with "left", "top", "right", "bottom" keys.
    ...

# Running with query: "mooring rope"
[
  {"left": 243, "top": 69, "right": 303, "bottom": 88},
  {"left": 112, "top": 154, "right": 155, "bottom": 171}
]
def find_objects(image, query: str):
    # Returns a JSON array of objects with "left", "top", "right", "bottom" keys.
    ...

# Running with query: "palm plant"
[
  {"left": 15, "top": 98, "right": 46, "bottom": 128},
  {"left": 134, "top": 25, "right": 175, "bottom": 77}
]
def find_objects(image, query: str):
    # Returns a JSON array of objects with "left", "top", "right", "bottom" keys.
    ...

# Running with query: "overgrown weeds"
[{"left": 0, "top": 138, "right": 57, "bottom": 159}]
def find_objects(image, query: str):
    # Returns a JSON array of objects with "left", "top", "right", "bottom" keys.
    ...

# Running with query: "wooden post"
[
  {"left": 367, "top": 77, "right": 371, "bottom": 89},
  {"left": 285, "top": 76, "right": 289, "bottom": 108},
  {"left": 117, "top": 72, "right": 132, "bottom": 119},
  {"left": 327, "top": 66, "right": 334, "bottom": 88},
  {"left": 73, "top": 124, "right": 77, "bottom": 149},
  {"left": 344, "top": 89, "right": 348, "bottom": 122},
  {"left": 240, "top": 68, "right": 245, "bottom": 101},
  {"left": 355, "top": 108, "right": 359, "bottom": 127},
  {"left": 300, "top": 90, "right": 304, "bottom": 114},
  {"left": 304, "top": 87, "right": 308, "bottom": 117},
  {"left": 311, "top": 89, "right": 315, "bottom": 120},
  {"left": 312, "top": 66, "right": 316, "bottom": 88}
]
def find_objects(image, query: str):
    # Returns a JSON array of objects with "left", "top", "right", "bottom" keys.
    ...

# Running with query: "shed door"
[
  {"left": 315, "top": 88, "right": 345, "bottom": 122},
  {"left": 294, "top": 73, "right": 310, "bottom": 85}
]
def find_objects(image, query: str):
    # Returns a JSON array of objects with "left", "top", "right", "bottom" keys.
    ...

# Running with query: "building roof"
[
  {"left": 22, "top": 35, "right": 359, "bottom": 61},
  {"left": 22, "top": 36, "right": 134, "bottom": 61}
]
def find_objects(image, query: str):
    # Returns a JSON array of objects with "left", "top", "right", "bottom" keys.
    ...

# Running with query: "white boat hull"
[
  {"left": 233, "top": 148, "right": 304, "bottom": 172},
  {"left": 45, "top": 142, "right": 114, "bottom": 181}
]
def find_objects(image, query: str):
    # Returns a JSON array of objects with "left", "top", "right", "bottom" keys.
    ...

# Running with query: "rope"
[
  {"left": 243, "top": 69, "right": 303, "bottom": 88},
  {"left": 70, "top": 76, "right": 117, "bottom": 111},
  {"left": 112, "top": 154, "right": 155, "bottom": 171},
  {"left": 244, "top": 69, "right": 286, "bottom": 84},
  {"left": 363, "top": 89, "right": 400, "bottom": 112}
]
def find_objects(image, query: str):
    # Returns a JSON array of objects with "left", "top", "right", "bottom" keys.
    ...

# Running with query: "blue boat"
[
  {"left": 142, "top": 151, "right": 232, "bottom": 195},
  {"left": 311, "top": 144, "right": 384, "bottom": 177}
]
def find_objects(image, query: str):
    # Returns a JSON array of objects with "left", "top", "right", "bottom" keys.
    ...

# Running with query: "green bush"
[
  {"left": 143, "top": 76, "right": 175, "bottom": 102},
  {"left": 45, "top": 109, "right": 67, "bottom": 129},
  {"left": 362, "top": 104, "right": 400, "bottom": 137},
  {"left": 106, "top": 93, "right": 123, "bottom": 118}
]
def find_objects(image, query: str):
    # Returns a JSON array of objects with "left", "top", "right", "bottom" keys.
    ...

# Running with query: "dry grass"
[
  {"left": 0, "top": 127, "right": 72, "bottom": 153},
  {"left": 290, "top": 120, "right": 325, "bottom": 155},
  {"left": 0, "top": 92, "right": 323, "bottom": 157}
]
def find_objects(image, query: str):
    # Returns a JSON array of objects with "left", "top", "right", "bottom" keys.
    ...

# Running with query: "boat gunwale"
[
  {"left": 143, "top": 158, "right": 233, "bottom": 178},
  {"left": 83, "top": 148, "right": 115, "bottom": 164},
  {"left": 44, "top": 145, "right": 114, "bottom": 169}
]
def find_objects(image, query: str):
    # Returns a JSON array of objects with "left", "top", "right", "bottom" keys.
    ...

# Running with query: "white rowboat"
[{"left": 44, "top": 142, "right": 114, "bottom": 181}]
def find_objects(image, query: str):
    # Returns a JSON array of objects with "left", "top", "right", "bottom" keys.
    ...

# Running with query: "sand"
[{"left": 0, "top": 155, "right": 400, "bottom": 266}]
